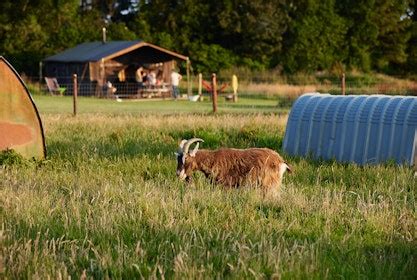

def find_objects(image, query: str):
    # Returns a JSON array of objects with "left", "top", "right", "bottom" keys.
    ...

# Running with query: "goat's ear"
[{"left": 189, "top": 142, "right": 200, "bottom": 157}]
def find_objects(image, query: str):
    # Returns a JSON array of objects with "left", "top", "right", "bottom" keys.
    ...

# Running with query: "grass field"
[
  {"left": 29, "top": 94, "right": 288, "bottom": 115},
  {"left": 1, "top": 95, "right": 416, "bottom": 279}
]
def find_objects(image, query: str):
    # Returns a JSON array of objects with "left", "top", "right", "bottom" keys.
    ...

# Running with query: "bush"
[{"left": 0, "top": 149, "right": 25, "bottom": 166}]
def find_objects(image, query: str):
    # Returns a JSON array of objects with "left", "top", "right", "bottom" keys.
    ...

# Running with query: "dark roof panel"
[{"left": 44, "top": 41, "right": 142, "bottom": 62}]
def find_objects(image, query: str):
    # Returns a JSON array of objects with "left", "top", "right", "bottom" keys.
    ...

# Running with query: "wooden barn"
[{"left": 42, "top": 40, "right": 189, "bottom": 97}]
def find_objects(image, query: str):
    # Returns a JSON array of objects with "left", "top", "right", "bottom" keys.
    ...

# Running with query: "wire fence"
[{"left": 23, "top": 74, "right": 417, "bottom": 99}]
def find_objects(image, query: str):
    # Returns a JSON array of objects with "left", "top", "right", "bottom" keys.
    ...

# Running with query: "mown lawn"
[
  {"left": 1, "top": 95, "right": 416, "bottom": 279},
  {"left": 31, "top": 95, "right": 287, "bottom": 115}
]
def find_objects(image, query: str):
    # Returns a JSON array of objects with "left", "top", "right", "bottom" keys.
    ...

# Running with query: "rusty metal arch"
[{"left": 0, "top": 56, "right": 46, "bottom": 159}]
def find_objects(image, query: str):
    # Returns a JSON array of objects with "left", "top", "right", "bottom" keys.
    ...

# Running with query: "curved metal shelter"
[
  {"left": 283, "top": 93, "right": 417, "bottom": 165},
  {"left": 0, "top": 56, "right": 46, "bottom": 159}
]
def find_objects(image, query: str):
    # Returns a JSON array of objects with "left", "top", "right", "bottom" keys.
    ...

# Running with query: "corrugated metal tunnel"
[{"left": 283, "top": 93, "right": 417, "bottom": 165}]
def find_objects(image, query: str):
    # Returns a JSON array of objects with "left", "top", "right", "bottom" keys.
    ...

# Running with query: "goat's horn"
[
  {"left": 178, "top": 139, "right": 188, "bottom": 152},
  {"left": 183, "top": 138, "right": 204, "bottom": 154}
]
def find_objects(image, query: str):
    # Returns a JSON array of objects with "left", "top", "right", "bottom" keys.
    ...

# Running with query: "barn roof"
[{"left": 43, "top": 41, "right": 188, "bottom": 63}]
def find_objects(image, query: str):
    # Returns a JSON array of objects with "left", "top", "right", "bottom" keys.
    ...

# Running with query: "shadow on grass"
[
  {"left": 255, "top": 204, "right": 283, "bottom": 219},
  {"left": 282, "top": 152, "right": 413, "bottom": 170},
  {"left": 318, "top": 241, "right": 417, "bottom": 279}
]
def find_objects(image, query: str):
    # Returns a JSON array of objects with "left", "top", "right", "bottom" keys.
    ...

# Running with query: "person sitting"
[
  {"left": 105, "top": 80, "right": 117, "bottom": 97},
  {"left": 142, "top": 71, "right": 148, "bottom": 86},
  {"left": 155, "top": 70, "right": 163, "bottom": 86},
  {"left": 135, "top": 67, "right": 143, "bottom": 82}
]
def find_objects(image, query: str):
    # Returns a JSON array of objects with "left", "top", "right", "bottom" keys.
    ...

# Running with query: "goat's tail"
[{"left": 285, "top": 162, "right": 293, "bottom": 174}]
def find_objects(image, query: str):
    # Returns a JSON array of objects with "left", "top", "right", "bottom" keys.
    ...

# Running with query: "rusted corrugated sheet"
[{"left": 0, "top": 56, "right": 46, "bottom": 159}]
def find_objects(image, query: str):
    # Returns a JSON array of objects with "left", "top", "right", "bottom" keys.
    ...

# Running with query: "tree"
[
  {"left": 136, "top": 0, "right": 289, "bottom": 71},
  {"left": 107, "top": 22, "right": 137, "bottom": 40},
  {"left": 212, "top": 0, "right": 289, "bottom": 69},
  {"left": 371, "top": 0, "right": 410, "bottom": 72},
  {"left": 188, "top": 42, "right": 237, "bottom": 73},
  {"left": 0, "top": 0, "right": 416, "bottom": 75},
  {"left": 0, "top": 0, "right": 104, "bottom": 74},
  {"left": 404, "top": 0, "right": 417, "bottom": 73},
  {"left": 337, "top": 0, "right": 379, "bottom": 71},
  {"left": 128, "top": 14, "right": 152, "bottom": 42},
  {"left": 281, "top": 0, "right": 347, "bottom": 73},
  {"left": 0, "top": 15, "right": 48, "bottom": 73}
]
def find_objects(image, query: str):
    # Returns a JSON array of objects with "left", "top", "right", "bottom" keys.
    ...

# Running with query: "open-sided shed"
[
  {"left": 283, "top": 93, "right": 417, "bottom": 166},
  {"left": 42, "top": 40, "right": 189, "bottom": 97}
]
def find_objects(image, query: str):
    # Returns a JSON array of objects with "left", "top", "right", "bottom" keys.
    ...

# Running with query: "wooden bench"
[
  {"left": 140, "top": 85, "right": 171, "bottom": 98},
  {"left": 45, "top": 77, "right": 66, "bottom": 96}
]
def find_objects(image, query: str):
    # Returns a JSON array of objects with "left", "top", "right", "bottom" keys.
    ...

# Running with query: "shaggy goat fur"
[{"left": 176, "top": 138, "right": 291, "bottom": 194}]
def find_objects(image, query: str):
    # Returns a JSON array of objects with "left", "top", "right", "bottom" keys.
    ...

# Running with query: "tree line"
[{"left": 0, "top": 0, "right": 416, "bottom": 76}]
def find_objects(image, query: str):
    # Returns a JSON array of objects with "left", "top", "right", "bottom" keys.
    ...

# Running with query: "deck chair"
[
  {"left": 202, "top": 79, "right": 229, "bottom": 94},
  {"left": 45, "top": 77, "right": 66, "bottom": 96}
]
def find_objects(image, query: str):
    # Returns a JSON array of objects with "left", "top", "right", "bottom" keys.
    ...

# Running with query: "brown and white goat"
[{"left": 175, "top": 138, "right": 292, "bottom": 194}]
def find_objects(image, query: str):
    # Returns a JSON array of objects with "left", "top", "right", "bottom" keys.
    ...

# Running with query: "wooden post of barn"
[
  {"left": 341, "top": 73, "right": 346, "bottom": 95},
  {"left": 198, "top": 73, "right": 203, "bottom": 101},
  {"left": 73, "top": 74, "right": 78, "bottom": 116},
  {"left": 212, "top": 73, "right": 218, "bottom": 113}
]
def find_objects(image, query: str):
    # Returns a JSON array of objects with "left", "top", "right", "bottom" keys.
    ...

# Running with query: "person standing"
[
  {"left": 148, "top": 70, "right": 157, "bottom": 88},
  {"left": 135, "top": 67, "right": 143, "bottom": 83},
  {"left": 171, "top": 69, "right": 182, "bottom": 99}
]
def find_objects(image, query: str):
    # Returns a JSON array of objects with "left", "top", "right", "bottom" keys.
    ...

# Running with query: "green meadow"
[
  {"left": 31, "top": 95, "right": 286, "bottom": 115},
  {"left": 1, "top": 96, "right": 416, "bottom": 279}
]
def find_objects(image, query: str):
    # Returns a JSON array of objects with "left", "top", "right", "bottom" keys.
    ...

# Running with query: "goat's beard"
[
  {"left": 177, "top": 169, "right": 187, "bottom": 181},
  {"left": 177, "top": 170, "right": 194, "bottom": 183}
]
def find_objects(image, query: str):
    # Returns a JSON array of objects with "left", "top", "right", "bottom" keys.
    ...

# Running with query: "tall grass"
[
  {"left": 200, "top": 70, "right": 417, "bottom": 98},
  {"left": 1, "top": 112, "right": 416, "bottom": 279}
]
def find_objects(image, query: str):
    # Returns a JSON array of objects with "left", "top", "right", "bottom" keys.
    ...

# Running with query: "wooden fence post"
[
  {"left": 212, "top": 73, "right": 218, "bottom": 113},
  {"left": 413, "top": 129, "right": 417, "bottom": 178},
  {"left": 341, "top": 73, "right": 346, "bottom": 95},
  {"left": 232, "top": 74, "right": 238, "bottom": 102},
  {"left": 39, "top": 61, "right": 43, "bottom": 90},
  {"left": 198, "top": 73, "right": 202, "bottom": 101},
  {"left": 73, "top": 74, "right": 78, "bottom": 116}
]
